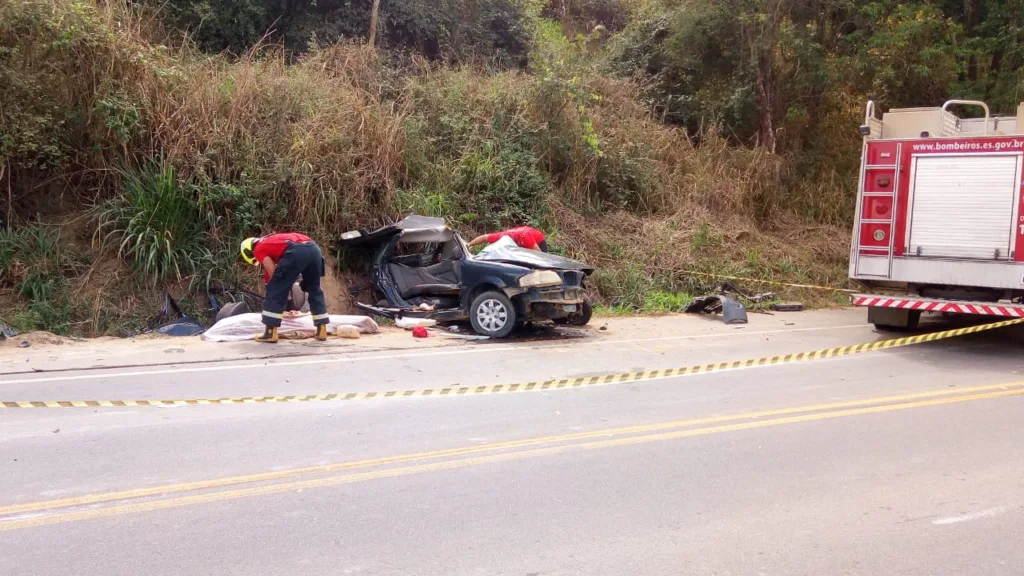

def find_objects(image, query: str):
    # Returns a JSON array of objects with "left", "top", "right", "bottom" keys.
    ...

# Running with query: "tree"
[{"left": 368, "top": 0, "right": 381, "bottom": 49}]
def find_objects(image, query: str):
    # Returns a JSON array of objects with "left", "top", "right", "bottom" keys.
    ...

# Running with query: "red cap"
[{"left": 412, "top": 326, "right": 429, "bottom": 338}]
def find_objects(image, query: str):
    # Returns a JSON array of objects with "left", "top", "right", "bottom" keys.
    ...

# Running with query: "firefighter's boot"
[
  {"left": 314, "top": 324, "right": 329, "bottom": 342},
  {"left": 256, "top": 326, "right": 279, "bottom": 344}
]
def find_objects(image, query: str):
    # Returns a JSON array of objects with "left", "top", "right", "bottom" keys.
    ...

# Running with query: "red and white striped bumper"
[{"left": 852, "top": 294, "right": 1024, "bottom": 317}]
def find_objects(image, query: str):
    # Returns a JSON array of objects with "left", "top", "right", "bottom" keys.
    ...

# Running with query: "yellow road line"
[
  {"left": 2, "top": 318, "right": 1020, "bottom": 409},
  {"left": 3, "top": 385, "right": 1022, "bottom": 532},
  {"left": 2, "top": 381, "right": 1022, "bottom": 525}
]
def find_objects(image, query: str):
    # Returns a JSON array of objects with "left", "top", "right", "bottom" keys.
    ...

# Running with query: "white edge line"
[
  {"left": 0, "top": 324, "right": 871, "bottom": 386},
  {"left": 1, "top": 352, "right": 857, "bottom": 406}
]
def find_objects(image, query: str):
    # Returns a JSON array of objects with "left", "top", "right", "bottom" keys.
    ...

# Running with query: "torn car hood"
[{"left": 475, "top": 242, "right": 593, "bottom": 273}]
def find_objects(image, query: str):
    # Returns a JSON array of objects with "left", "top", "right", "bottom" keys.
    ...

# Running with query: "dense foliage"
[
  {"left": 160, "top": 0, "right": 542, "bottom": 66},
  {"left": 0, "top": 0, "right": 1021, "bottom": 335},
  {"left": 609, "top": 0, "right": 1024, "bottom": 151}
]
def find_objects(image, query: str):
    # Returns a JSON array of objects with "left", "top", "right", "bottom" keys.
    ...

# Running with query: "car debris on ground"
[
  {"left": 770, "top": 302, "right": 805, "bottom": 312},
  {"left": 439, "top": 332, "right": 490, "bottom": 341},
  {"left": 684, "top": 281, "right": 785, "bottom": 324},
  {"left": 0, "top": 319, "right": 17, "bottom": 340},
  {"left": 685, "top": 294, "right": 749, "bottom": 324},
  {"left": 396, "top": 317, "right": 437, "bottom": 330},
  {"left": 148, "top": 293, "right": 206, "bottom": 337}
]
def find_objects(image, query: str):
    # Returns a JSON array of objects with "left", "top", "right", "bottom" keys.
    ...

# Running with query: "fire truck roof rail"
[
  {"left": 859, "top": 100, "right": 881, "bottom": 137},
  {"left": 942, "top": 100, "right": 990, "bottom": 134}
]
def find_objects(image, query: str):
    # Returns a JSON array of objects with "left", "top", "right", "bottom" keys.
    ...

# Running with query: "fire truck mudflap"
[{"left": 850, "top": 99, "right": 1024, "bottom": 329}]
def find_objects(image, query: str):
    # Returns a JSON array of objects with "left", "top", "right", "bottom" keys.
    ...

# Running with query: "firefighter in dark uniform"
[{"left": 240, "top": 233, "right": 330, "bottom": 343}]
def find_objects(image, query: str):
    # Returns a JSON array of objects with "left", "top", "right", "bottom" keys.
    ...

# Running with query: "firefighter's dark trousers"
[{"left": 262, "top": 242, "right": 328, "bottom": 328}]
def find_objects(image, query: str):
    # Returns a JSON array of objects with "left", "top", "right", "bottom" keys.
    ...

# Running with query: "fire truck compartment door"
[{"left": 908, "top": 154, "right": 1021, "bottom": 260}]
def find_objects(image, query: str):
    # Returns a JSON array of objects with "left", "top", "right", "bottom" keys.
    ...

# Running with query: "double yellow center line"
[{"left": 2, "top": 381, "right": 1023, "bottom": 532}]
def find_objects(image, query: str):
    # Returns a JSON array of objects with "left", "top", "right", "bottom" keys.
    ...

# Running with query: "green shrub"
[
  {"left": 451, "top": 138, "right": 551, "bottom": 229},
  {"left": 641, "top": 290, "right": 692, "bottom": 314}
]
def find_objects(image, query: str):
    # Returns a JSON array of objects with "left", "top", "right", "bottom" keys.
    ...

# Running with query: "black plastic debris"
[
  {"left": 770, "top": 302, "right": 804, "bottom": 312},
  {"left": 685, "top": 295, "right": 749, "bottom": 324},
  {"left": 155, "top": 320, "right": 205, "bottom": 337},
  {"left": 147, "top": 292, "right": 205, "bottom": 337}
]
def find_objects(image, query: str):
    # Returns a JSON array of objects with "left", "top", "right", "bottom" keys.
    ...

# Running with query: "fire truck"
[{"left": 850, "top": 99, "right": 1024, "bottom": 330}]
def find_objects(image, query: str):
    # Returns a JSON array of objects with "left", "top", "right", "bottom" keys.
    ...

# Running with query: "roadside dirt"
[
  {"left": 0, "top": 309, "right": 866, "bottom": 376},
  {"left": 320, "top": 255, "right": 353, "bottom": 314},
  {"left": 0, "top": 331, "right": 78, "bottom": 348}
]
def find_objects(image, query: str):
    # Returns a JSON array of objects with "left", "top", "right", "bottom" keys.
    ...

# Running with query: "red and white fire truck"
[{"left": 850, "top": 99, "right": 1024, "bottom": 329}]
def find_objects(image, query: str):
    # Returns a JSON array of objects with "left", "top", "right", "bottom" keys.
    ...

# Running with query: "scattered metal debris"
[
  {"left": 0, "top": 319, "right": 17, "bottom": 339},
  {"left": 685, "top": 295, "right": 748, "bottom": 324},
  {"left": 439, "top": 332, "right": 490, "bottom": 341}
]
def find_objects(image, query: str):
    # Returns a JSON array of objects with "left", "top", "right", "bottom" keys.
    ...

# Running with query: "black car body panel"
[{"left": 338, "top": 215, "right": 594, "bottom": 335}]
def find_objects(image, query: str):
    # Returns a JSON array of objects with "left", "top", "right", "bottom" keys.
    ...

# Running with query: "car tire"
[
  {"left": 214, "top": 301, "right": 249, "bottom": 324},
  {"left": 554, "top": 296, "right": 593, "bottom": 326},
  {"left": 568, "top": 297, "right": 593, "bottom": 326},
  {"left": 470, "top": 291, "right": 517, "bottom": 338}
]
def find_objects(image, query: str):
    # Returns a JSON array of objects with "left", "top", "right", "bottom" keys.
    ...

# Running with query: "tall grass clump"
[
  {"left": 95, "top": 160, "right": 209, "bottom": 285},
  {"left": 0, "top": 225, "right": 74, "bottom": 333}
]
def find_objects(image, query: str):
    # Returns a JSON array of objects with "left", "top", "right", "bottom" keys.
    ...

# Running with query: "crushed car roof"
[
  {"left": 394, "top": 215, "right": 453, "bottom": 243},
  {"left": 475, "top": 238, "right": 592, "bottom": 272},
  {"left": 338, "top": 214, "right": 454, "bottom": 246}
]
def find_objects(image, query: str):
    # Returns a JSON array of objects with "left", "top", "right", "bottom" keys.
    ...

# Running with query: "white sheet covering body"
[{"left": 202, "top": 314, "right": 379, "bottom": 342}]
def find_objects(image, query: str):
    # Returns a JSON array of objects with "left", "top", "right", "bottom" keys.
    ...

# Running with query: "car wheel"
[
  {"left": 554, "top": 297, "right": 593, "bottom": 326},
  {"left": 568, "top": 297, "right": 593, "bottom": 326},
  {"left": 214, "top": 301, "right": 249, "bottom": 324},
  {"left": 470, "top": 291, "right": 517, "bottom": 338}
]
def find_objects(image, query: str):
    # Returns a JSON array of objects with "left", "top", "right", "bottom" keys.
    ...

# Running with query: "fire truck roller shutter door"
[{"left": 907, "top": 154, "right": 1022, "bottom": 260}]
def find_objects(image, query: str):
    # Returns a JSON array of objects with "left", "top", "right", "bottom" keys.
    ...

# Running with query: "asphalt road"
[{"left": 3, "top": 310, "right": 1024, "bottom": 575}]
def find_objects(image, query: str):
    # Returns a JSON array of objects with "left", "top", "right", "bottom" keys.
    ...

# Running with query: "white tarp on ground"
[{"left": 202, "top": 313, "right": 380, "bottom": 342}]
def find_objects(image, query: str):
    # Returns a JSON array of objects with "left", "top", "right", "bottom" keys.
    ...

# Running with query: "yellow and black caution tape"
[
  {"left": 3, "top": 318, "right": 1021, "bottom": 409},
  {"left": 679, "top": 270, "right": 857, "bottom": 294}
]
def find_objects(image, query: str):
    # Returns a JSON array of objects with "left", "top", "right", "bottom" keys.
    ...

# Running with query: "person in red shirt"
[
  {"left": 240, "top": 233, "right": 330, "bottom": 343},
  {"left": 468, "top": 226, "right": 548, "bottom": 252}
]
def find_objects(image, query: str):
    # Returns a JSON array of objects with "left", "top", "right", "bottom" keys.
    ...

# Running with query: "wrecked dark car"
[{"left": 338, "top": 215, "right": 594, "bottom": 338}]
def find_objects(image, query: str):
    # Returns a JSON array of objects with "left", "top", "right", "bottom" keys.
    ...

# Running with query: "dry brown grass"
[{"left": 144, "top": 44, "right": 409, "bottom": 230}]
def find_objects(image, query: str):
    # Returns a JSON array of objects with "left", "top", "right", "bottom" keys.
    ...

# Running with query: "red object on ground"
[
  {"left": 486, "top": 226, "right": 545, "bottom": 250},
  {"left": 412, "top": 326, "right": 429, "bottom": 338}
]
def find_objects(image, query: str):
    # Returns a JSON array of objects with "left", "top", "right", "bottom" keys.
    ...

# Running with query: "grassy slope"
[{"left": 0, "top": 1, "right": 853, "bottom": 336}]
